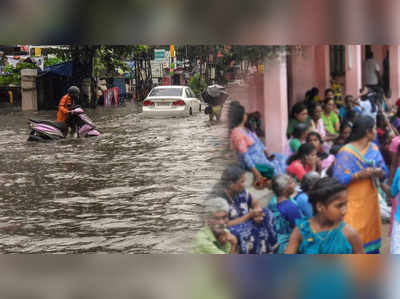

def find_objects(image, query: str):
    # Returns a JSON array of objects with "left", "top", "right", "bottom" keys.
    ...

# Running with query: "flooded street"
[{"left": 0, "top": 103, "right": 231, "bottom": 253}]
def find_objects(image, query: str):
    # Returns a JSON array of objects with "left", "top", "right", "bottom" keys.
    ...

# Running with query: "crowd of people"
[{"left": 192, "top": 81, "right": 400, "bottom": 255}]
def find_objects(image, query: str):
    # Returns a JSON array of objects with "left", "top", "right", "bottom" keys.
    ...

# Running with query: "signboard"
[
  {"left": 257, "top": 64, "right": 264, "bottom": 74},
  {"left": 34, "top": 48, "right": 41, "bottom": 57},
  {"left": 170, "top": 45, "right": 175, "bottom": 58},
  {"left": 154, "top": 49, "right": 166, "bottom": 61},
  {"left": 150, "top": 61, "right": 163, "bottom": 78}
]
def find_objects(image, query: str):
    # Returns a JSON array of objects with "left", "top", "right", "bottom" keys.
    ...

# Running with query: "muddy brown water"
[{"left": 0, "top": 103, "right": 231, "bottom": 253}]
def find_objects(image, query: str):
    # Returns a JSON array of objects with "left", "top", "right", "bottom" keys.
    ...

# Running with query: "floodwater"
[{"left": 0, "top": 103, "right": 231, "bottom": 253}]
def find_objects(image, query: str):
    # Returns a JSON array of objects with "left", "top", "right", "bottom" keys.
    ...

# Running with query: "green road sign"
[{"left": 154, "top": 49, "right": 166, "bottom": 61}]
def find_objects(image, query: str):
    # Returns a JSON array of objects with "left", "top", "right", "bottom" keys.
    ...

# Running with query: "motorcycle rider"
[{"left": 57, "top": 86, "right": 80, "bottom": 136}]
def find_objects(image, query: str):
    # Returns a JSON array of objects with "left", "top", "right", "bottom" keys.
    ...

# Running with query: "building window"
[{"left": 330, "top": 46, "right": 345, "bottom": 76}]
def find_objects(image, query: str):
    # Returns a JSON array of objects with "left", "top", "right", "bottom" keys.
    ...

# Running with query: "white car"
[{"left": 141, "top": 86, "right": 202, "bottom": 117}]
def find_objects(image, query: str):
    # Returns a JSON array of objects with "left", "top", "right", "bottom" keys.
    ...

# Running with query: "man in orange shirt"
[{"left": 57, "top": 86, "right": 80, "bottom": 123}]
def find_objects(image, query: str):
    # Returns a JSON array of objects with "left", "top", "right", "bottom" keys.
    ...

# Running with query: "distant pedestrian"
[{"left": 363, "top": 51, "right": 381, "bottom": 90}]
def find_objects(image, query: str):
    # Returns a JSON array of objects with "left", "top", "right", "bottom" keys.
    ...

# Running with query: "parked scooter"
[{"left": 27, "top": 105, "right": 100, "bottom": 142}]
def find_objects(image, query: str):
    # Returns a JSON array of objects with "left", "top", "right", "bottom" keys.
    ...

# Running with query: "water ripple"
[{"left": 0, "top": 103, "right": 230, "bottom": 253}]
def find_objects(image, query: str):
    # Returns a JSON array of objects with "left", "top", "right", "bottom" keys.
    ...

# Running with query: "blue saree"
[
  {"left": 227, "top": 190, "right": 278, "bottom": 254},
  {"left": 332, "top": 142, "right": 389, "bottom": 253}
]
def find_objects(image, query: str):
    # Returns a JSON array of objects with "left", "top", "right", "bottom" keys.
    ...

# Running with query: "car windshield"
[{"left": 149, "top": 88, "right": 182, "bottom": 97}]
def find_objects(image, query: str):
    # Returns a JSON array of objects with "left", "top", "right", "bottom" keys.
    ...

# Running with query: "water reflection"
[{"left": 0, "top": 104, "right": 230, "bottom": 253}]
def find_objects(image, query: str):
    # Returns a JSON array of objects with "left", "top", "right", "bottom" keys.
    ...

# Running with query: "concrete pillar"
[
  {"left": 263, "top": 55, "right": 288, "bottom": 153},
  {"left": 389, "top": 46, "right": 400, "bottom": 103},
  {"left": 314, "top": 45, "right": 331, "bottom": 94},
  {"left": 21, "top": 69, "right": 38, "bottom": 111},
  {"left": 345, "top": 45, "right": 362, "bottom": 97}
]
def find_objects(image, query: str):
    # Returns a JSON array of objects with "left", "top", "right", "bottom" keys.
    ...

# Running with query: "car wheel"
[{"left": 189, "top": 107, "right": 193, "bottom": 116}]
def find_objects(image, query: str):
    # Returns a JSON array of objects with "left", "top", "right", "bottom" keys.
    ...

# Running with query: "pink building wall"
[
  {"left": 287, "top": 46, "right": 315, "bottom": 108},
  {"left": 228, "top": 74, "right": 265, "bottom": 125},
  {"left": 254, "top": 44, "right": 400, "bottom": 155},
  {"left": 288, "top": 45, "right": 331, "bottom": 108},
  {"left": 230, "top": 84, "right": 251, "bottom": 112},
  {"left": 314, "top": 45, "right": 331, "bottom": 95},
  {"left": 389, "top": 46, "right": 400, "bottom": 103}
]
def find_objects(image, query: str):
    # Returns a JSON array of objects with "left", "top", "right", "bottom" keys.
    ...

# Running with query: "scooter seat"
[{"left": 30, "top": 119, "right": 67, "bottom": 131}]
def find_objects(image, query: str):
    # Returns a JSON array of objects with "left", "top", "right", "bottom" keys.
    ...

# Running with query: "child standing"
[{"left": 285, "top": 177, "right": 364, "bottom": 254}]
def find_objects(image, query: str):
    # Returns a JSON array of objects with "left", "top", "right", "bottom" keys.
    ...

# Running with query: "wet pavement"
[{"left": 0, "top": 103, "right": 231, "bottom": 253}]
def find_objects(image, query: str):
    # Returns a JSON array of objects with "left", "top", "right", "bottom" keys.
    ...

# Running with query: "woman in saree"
[
  {"left": 390, "top": 147, "right": 400, "bottom": 253},
  {"left": 211, "top": 165, "right": 278, "bottom": 254},
  {"left": 229, "top": 101, "right": 287, "bottom": 188},
  {"left": 287, "top": 102, "right": 310, "bottom": 138},
  {"left": 333, "top": 115, "right": 389, "bottom": 254}
]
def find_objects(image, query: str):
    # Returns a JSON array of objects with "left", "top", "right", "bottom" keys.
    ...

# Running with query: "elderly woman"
[
  {"left": 294, "top": 171, "right": 320, "bottom": 218},
  {"left": 268, "top": 174, "right": 305, "bottom": 253},
  {"left": 212, "top": 165, "right": 278, "bottom": 254},
  {"left": 192, "top": 197, "right": 238, "bottom": 254},
  {"left": 229, "top": 101, "right": 287, "bottom": 189}
]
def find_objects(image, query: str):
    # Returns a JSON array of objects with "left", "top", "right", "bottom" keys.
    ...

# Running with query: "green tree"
[
  {"left": 189, "top": 73, "right": 207, "bottom": 97},
  {"left": 0, "top": 61, "right": 37, "bottom": 86},
  {"left": 47, "top": 45, "right": 150, "bottom": 106}
]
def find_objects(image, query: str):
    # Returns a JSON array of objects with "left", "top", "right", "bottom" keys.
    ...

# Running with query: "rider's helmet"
[{"left": 67, "top": 86, "right": 80, "bottom": 102}]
